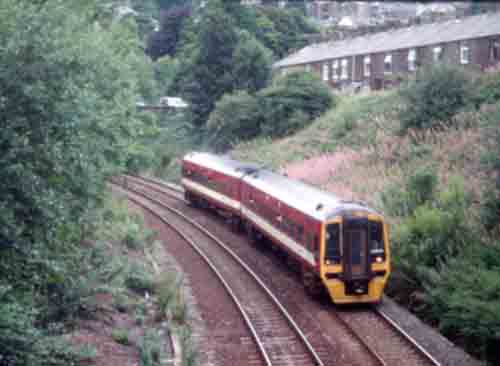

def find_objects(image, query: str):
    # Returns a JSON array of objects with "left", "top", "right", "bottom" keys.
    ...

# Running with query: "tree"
[
  {"left": 180, "top": 0, "right": 239, "bottom": 126},
  {"left": 146, "top": 4, "right": 192, "bottom": 60},
  {"left": 207, "top": 91, "right": 262, "bottom": 151},
  {"left": 0, "top": 0, "right": 156, "bottom": 363},
  {"left": 232, "top": 33, "right": 273, "bottom": 93},
  {"left": 258, "top": 71, "right": 334, "bottom": 137}
]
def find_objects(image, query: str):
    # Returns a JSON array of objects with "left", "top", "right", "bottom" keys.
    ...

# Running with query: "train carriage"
[
  {"left": 181, "top": 152, "right": 258, "bottom": 217},
  {"left": 181, "top": 152, "right": 390, "bottom": 304}
]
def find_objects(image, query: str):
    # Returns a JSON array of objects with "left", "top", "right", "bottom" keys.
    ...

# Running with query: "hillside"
[{"left": 230, "top": 68, "right": 500, "bottom": 363}]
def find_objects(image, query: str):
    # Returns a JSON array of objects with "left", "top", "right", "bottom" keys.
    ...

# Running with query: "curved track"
[
  {"left": 116, "top": 174, "right": 442, "bottom": 366},
  {"left": 112, "top": 177, "right": 324, "bottom": 366}
]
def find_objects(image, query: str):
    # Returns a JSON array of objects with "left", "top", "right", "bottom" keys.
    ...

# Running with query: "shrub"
[
  {"left": 425, "top": 242, "right": 500, "bottom": 361},
  {"left": 124, "top": 223, "right": 143, "bottom": 249},
  {"left": 473, "top": 71, "right": 500, "bottom": 107},
  {"left": 480, "top": 187, "right": 500, "bottom": 232},
  {"left": 207, "top": 91, "right": 262, "bottom": 152},
  {"left": 112, "top": 292, "right": 131, "bottom": 313},
  {"left": 387, "top": 174, "right": 476, "bottom": 309},
  {"left": 399, "top": 65, "right": 474, "bottom": 131},
  {"left": 379, "top": 165, "right": 438, "bottom": 217},
  {"left": 125, "top": 262, "right": 155, "bottom": 294},
  {"left": 139, "top": 329, "right": 163, "bottom": 366},
  {"left": 111, "top": 329, "right": 130, "bottom": 345},
  {"left": 258, "top": 71, "right": 334, "bottom": 138}
]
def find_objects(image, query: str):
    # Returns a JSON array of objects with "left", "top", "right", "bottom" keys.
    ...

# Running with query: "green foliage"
[
  {"left": 425, "top": 242, "right": 500, "bottom": 359},
  {"left": 258, "top": 71, "right": 334, "bottom": 138},
  {"left": 0, "top": 1, "right": 158, "bottom": 363},
  {"left": 240, "top": 5, "right": 318, "bottom": 59},
  {"left": 139, "top": 329, "right": 163, "bottom": 366},
  {"left": 386, "top": 173, "right": 475, "bottom": 299},
  {"left": 126, "top": 262, "right": 155, "bottom": 294},
  {"left": 111, "top": 328, "right": 130, "bottom": 345},
  {"left": 207, "top": 71, "right": 333, "bottom": 151},
  {"left": 207, "top": 91, "right": 262, "bottom": 151},
  {"left": 232, "top": 33, "right": 273, "bottom": 93},
  {"left": 167, "top": 0, "right": 316, "bottom": 130},
  {"left": 473, "top": 72, "right": 500, "bottom": 107},
  {"left": 179, "top": 0, "right": 240, "bottom": 127},
  {"left": 146, "top": 5, "right": 191, "bottom": 60},
  {"left": 479, "top": 103, "right": 500, "bottom": 233},
  {"left": 399, "top": 65, "right": 474, "bottom": 131}
]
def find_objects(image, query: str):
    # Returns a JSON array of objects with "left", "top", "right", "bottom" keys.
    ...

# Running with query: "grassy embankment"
[
  {"left": 231, "top": 69, "right": 500, "bottom": 363},
  {"left": 70, "top": 192, "right": 196, "bottom": 366}
]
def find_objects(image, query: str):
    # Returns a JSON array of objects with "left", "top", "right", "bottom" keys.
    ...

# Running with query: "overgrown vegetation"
[
  {"left": 207, "top": 72, "right": 334, "bottom": 151},
  {"left": 399, "top": 65, "right": 474, "bottom": 131}
]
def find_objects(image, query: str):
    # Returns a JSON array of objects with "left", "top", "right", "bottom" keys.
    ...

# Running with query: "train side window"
[{"left": 298, "top": 225, "right": 304, "bottom": 244}]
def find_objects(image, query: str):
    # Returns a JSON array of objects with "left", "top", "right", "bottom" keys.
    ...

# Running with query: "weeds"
[
  {"left": 138, "top": 329, "right": 163, "bottom": 366},
  {"left": 126, "top": 262, "right": 155, "bottom": 294},
  {"left": 111, "top": 329, "right": 130, "bottom": 345}
]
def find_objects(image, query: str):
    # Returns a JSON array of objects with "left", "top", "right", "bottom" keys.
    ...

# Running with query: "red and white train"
[{"left": 181, "top": 152, "right": 390, "bottom": 304}]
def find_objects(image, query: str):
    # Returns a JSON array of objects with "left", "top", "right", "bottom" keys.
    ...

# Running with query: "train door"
[{"left": 342, "top": 217, "right": 370, "bottom": 294}]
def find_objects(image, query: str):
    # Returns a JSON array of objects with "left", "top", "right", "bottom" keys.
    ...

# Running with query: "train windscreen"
[{"left": 325, "top": 223, "right": 341, "bottom": 264}]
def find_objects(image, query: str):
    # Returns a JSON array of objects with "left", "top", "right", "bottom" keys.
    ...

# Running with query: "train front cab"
[{"left": 320, "top": 213, "right": 390, "bottom": 304}]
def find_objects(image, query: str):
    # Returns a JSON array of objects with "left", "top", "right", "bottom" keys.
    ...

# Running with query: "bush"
[
  {"left": 425, "top": 242, "right": 500, "bottom": 361},
  {"left": 125, "top": 262, "right": 155, "bottom": 294},
  {"left": 139, "top": 329, "right": 163, "bottom": 366},
  {"left": 111, "top": 329, "right": 130, "bottom": 345},
  {"left": 258, "top": 71, "right": 334, "bottom": 138},
  {"left": 379, "top": 165, "right": 438, "bottom": 217},
  {"left": 207, "top": 71, "right": 334, "bottom": 151},
  {"left": 399, "top": 65, "right": 474, "bottom": 131},
  {"left": 473, "top": 71, "right": 500, "bottom": 107},
  {"left": 387, "top": 174, "right": 476, "bottom": 306},
  {"left": 207, "top": 91, "right": 262, "bottom": 152}
]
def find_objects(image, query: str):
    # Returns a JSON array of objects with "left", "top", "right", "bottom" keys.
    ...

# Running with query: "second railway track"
[{"left": 115, "top": 175, "right": 444, "bottom": 366}]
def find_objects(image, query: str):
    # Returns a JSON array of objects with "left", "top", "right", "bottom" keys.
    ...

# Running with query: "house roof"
[{"left": 274, "top": 12, "right": 500, "bottom": 68}]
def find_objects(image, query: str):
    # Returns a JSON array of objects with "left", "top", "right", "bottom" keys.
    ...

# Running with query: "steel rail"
[
  {"left": 333, "top": 312, "right": 387, "bottom": 366},
  {"left": 112, "top": 182, "right": 273, "bottom": 366},
  {"left": 113, "top": 180, "right": 325, "bottom": 366},
  {"left": 374, "top": 307, "right": 442, "bottom": 366}
]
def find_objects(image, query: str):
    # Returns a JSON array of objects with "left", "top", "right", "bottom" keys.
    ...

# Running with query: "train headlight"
[{"left": 375, "top": 256, "right": 383, "bottom": 263}]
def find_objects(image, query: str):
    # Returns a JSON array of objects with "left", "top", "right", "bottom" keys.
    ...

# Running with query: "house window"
[
  {"left": 305, "top": 64, "right": 311, "bottom": 72},
  {"left": 433, "top": 46, "right": 443, "bottom": 62},
  {"left": 490, "top": 40, "right": 500, "bottom": 61},
  {"left": 322, "top": 62, "right": 329, "bottom": 81},
  {"left": 384, "top": 54, "right": 392, "bottom": 74},
  {"left": 460, "top": 42, "right": 470, "bottom": 65},
  {"left": 363, "top": 56, "right": 371, "bottom": 77},
  {"left": 332, "top": 60, "right": 339, "bottom": 80},
  {"left": 408, "top": 48, "right": 417, "bottom": 71},
  {"left": 340, "top": 59, "right": 348, "bottom": 80}
]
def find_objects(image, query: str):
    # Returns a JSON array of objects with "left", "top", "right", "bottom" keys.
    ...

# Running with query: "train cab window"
[
  {"left": 369, "top": 221, "right": 385, "bottom": 262},
  {"left": 325, "top": 223, "right": 341, "bottom": 264}
]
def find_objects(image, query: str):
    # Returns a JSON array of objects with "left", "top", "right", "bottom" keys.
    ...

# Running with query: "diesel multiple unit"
[{"left": 181, "top": 152, "right": 390, "bottom": 304}]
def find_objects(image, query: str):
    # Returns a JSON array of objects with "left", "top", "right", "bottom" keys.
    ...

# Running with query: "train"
[{"left": 181, "top": 152, "right": 390, "bottom": 304}]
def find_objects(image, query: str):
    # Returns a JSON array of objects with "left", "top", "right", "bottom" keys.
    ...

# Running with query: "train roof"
[
  {"left": 183, "top": 152, "right": 380, "bottom": 222},
  {"left": 182, "top": 152, "right": 259, "bottom": 179},
  {"left": 242, "top": 168, "right": 379, "bottom": 221}
]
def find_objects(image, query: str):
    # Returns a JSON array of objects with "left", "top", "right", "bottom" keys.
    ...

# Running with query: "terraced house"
[{"left": 274, "top": 12, "right": 500, "bottom": 91}]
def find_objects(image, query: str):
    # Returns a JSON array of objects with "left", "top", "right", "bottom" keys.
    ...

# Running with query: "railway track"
[
  {"left": 114, "top": 175, "right": 442, "bottom": 366},
  {"left": 112, "top": 177, "right": 325, "bottom": 366}
]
